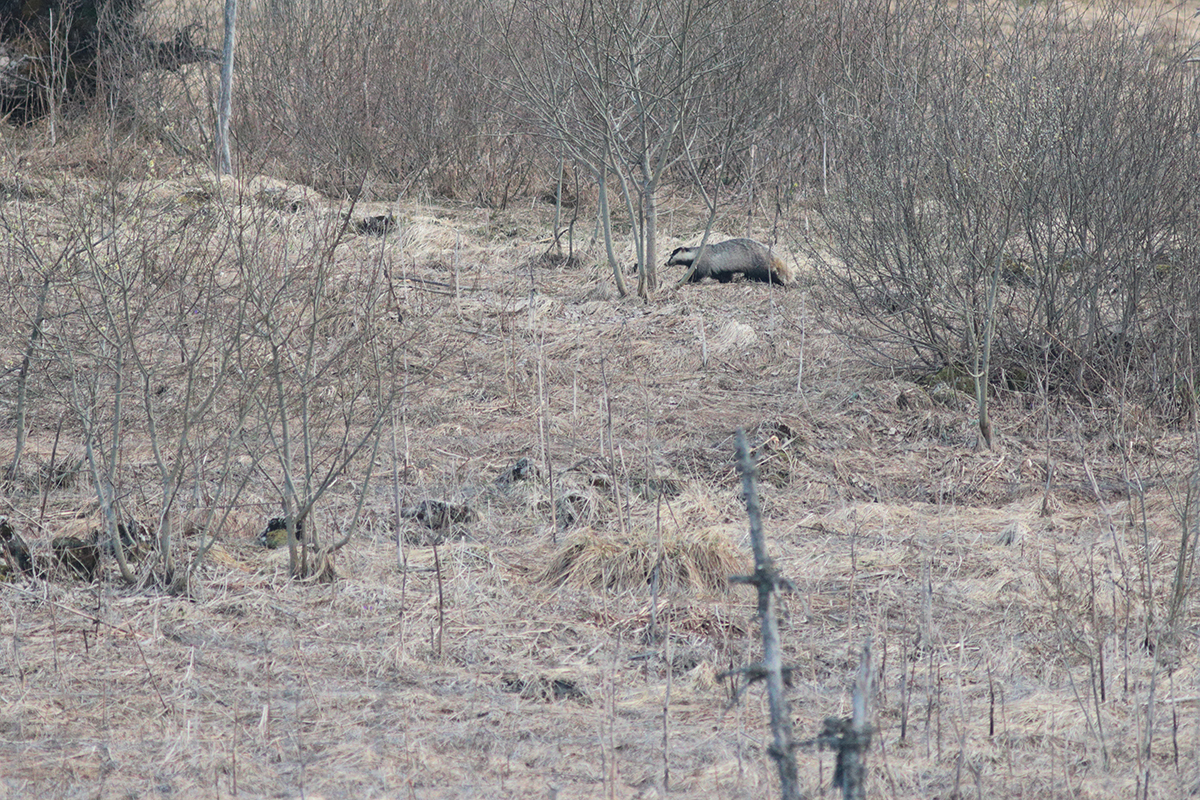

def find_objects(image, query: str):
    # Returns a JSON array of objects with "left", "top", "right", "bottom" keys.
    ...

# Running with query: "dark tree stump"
[{"left": 0, "top": 0, "right": 216, "bottom": 122}]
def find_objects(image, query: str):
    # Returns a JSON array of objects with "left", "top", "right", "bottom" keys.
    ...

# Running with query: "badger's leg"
[{"left": 716, "top": 273, "right": 735, "bottom": 283}]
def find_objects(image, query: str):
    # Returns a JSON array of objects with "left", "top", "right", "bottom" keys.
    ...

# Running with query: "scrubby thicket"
[
  {"left": 4, "top": 4, "right": 1200, "bottom": 796},
  {"left": 232, "top": 0, "right": 817, "bottom": 205},
  {"left": 0, "top": 163, "right": 397, "bottom": 587},
  {"left": 228, "top": 0, "right": 1200, "bottom": 414},
  {"left": 2, "top": 0, "right": 1199, "bottom": 586},
  {"left": 822, "top": 2, "right": 1200, "bottom": 420},
  {"left": 6, "top": 0, "right": 1194, "bottom": 408}
]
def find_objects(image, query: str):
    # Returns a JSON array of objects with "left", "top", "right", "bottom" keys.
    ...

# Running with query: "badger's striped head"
[{"left": 666, "top": 246, "right": 699, "bottom": 266}]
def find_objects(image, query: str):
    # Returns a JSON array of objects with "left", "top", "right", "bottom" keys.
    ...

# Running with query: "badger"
[{"left": 667, "top": 238, "right": 793, "bottom": 286}]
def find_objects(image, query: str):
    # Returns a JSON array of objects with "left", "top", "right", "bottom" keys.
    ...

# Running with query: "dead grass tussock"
[{"left": 541, "top": 526, "right": 745, "bottom": 595}]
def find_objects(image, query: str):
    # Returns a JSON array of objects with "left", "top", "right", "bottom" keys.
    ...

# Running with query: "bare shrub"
[
  {"left": 223, "top": 195, "right": 399, "bottom": 580},
  {"left": 233, "top": 0, "right": 527, "bottom": 203},
  {"left": 495, "top": 0, "right": 795, "bottom": 296},
  {"left": 0, "top": 154, "right": 262, "bottom": 586},
  {"left": 0, "top": 148, "right": 402, "bottom": 587},
  {"left": 815, "top": 0, "right": 1200, "bottom": 420}
]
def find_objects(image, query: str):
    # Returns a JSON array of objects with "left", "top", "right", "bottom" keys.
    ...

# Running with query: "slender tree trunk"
[
  {"left": 551, "top": 153, "right": 564, "bottom": 254},
  {"left": 9, "top": 273, "right": 51, "bottom": 480},
  {"left": 641, "top": 179, "right": 659, "bottom": 297},
  {"left": 81, "top": 358, "right": 137, "bottom": 585},
  {"left": 598, "top": 165, "right": 628, "bottom": 297},
  {"left": 217, "top": 0, "right": 238, "bottom": 175},
  {"left": 843, "top": 640, "right": 874, "bottom": 800},
  {"left": 976, "top": 253, "right": 1002, "bottom": 450}
]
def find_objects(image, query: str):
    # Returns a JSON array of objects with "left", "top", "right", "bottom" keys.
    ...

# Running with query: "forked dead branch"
[
  {"left": 728, "top": 430, "right": 875, "bottom": 799},
  {"left": 727, "top": 429, "right": 801, "bottom": 800}
]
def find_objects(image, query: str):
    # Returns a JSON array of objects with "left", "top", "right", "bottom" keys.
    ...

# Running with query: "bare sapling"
[
  {"left": 390, "top": 411, "right": 409, "bottom": 658},
  {"left": 5, "top": 259, "right": 63, "bottom": 484},
  {"left": 67, "top": 281, "right": 138, "bottom": 585},
  {"left": 675, "top": 110, "right": 744, "bottom": 287},
  {"left": 806, "top": 643, "right": 874, "bottom": 800},
  {"left": 494, "top": 0, "right": 781, "bottom": 298},
  {"left": 60, "top": 170, "right": 267, "bottom": 588},
  {"left": 844, "top": 639, "right": 874, "bottom": 800},
  {"left": 242, "top": 202, "right": 398, "bottom": 580},
  {"left": 1, "top": 201, "right": 88, "bottom": 488},
  {"left": 596, "top": 159, "right": 628, "bottom": 297}
]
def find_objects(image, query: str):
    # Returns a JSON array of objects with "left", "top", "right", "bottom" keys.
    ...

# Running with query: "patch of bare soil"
[{"left": 1, "top": 165, "right": 1198, "bottom": 799}]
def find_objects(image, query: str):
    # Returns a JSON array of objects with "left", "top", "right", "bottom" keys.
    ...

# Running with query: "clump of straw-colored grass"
[{"left": 541, "top": 527, "right": 743, "bottom": 594}]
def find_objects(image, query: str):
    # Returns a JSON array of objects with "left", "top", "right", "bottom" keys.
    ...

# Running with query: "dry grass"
[
  {"left": 0, "top": 148, "right": 1198, "bottom": 800},
  {"left": 541, "top": 527, "right": 743, "bottom": 594}
]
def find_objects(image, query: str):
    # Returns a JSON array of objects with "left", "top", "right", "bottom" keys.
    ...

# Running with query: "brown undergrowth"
[{"left": 0, "top": 159, "right": 1198, "bottom": 799}]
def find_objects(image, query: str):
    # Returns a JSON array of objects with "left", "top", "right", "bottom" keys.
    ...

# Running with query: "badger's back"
[{"left": 668, "top": 238, "right": 791, "bottom": 285}]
